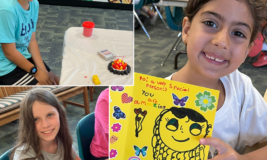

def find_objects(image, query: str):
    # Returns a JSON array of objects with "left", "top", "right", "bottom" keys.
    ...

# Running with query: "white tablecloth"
[{"left": 60, "top": 27, "right": 133, "bottom": 85}]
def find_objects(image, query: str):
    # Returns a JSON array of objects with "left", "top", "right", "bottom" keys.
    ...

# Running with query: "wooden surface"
[
  {"left": 0, "top": 108, "right": 20, "bottom": 126},
  {"left": 0, "top": 87, "right": 33, "bottom": 98},
  {"left": 0, "top": 86, "right": 91, "bottom": 126}
]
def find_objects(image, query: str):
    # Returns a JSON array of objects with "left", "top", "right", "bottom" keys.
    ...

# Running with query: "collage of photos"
[{"left": 1, "top": 0, "right": 267, "bottom": 160}]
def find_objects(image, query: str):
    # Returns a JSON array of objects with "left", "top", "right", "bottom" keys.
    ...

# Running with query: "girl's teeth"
[
  {"left": 43, "top": 130, "right": 52, "bottom": 134},
  {"left": 205, "top": 53, "right": 223, "bottom": 62},
  {"left": 215, "top": 58, "right": 223, "bottom": 62}
]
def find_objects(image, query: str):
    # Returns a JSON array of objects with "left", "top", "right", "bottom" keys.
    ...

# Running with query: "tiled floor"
[{"left": 0, "top": 86, "right": 108, "bottom": 155}]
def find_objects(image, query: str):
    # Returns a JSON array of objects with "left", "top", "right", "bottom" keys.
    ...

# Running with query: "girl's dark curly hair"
[{"left": 185, "top": 0, "right": 267, "bottom": 43}]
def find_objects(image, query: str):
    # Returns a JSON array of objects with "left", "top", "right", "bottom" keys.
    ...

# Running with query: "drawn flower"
[
  {"left": 110, "top": 149, "right": 118, "bottom": 158},
  {"left": 111, "top": 123, "right": 122, "bottom": 132},
  {"left": 195, "top": 91, "right": 216, "bottom": 112}
]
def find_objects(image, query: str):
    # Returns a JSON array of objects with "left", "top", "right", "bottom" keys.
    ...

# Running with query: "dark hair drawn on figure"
[
  {"left": 151, "top": 107, "right": 212, "bottom": 160},
  {"left": 184, "top": 0, "right": 267, "bottom": 43},
  {"left": 10, "top": 88, "right": 73, "bottom": 160}
]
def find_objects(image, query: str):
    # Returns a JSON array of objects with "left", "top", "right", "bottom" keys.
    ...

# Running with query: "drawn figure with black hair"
[{"left": 152, "top": 107, "right": 212, "bottom": 160}]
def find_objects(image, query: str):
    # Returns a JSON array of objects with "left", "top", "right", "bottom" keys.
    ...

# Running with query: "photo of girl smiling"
[
  {"left": 165, "top": 0, "right": 267, "bottom": 159},
  {"left": 10, "top": 88, "right": 80, "bottom": 160}
]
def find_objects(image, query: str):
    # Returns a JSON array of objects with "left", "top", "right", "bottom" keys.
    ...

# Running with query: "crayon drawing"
[
  {"left": 152, "top": 107, "right": 212, "bottom": 160},
  {"left": 109, "top": 73, "right": 219, "bottom": 160}
]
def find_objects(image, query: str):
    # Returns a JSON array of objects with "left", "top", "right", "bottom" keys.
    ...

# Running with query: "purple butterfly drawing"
[
  {"left": 172, "top": 93, "right": 189, "bottom": 107},
  {"left": 111, "top": 86, "right": 124, "bottom": 92}
]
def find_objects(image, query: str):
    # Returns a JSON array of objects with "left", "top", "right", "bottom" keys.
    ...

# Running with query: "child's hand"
[
  {"left": 33, "top": 68, "right": 55, "bottom": 85},
  {"left": 200, "top": 138, "right": 247, "bottom": 160}
]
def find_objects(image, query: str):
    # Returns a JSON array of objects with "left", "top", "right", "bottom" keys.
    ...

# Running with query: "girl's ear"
[
  {"left": 182, "top": 17, "right": 191, "bottom": 44},
  {"left": 243, "top": 42, "right": 254, "bottom": 62}
]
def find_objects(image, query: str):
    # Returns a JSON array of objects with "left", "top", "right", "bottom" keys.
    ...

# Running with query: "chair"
[
  {"left": 76, "top": 112, "right": 95, "bottom": 160},
  {"left": 134, "top": 0, "right": 168, "bottom": 39},
  {"left": 0, "top": 148, "right": 12, "bottom": 160},
  {"left": 161, "top": 6, "right": 187, "bottom": 68}
]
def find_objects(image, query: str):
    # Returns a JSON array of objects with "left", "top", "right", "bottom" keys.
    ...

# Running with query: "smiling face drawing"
[{"left": 158, "top": 107, "right": 209, "bottom": 152}]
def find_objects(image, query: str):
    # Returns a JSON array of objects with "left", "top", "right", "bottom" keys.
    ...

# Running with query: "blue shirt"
[{"left": 0, "top": 0, "right": 39, "bottom": 76}]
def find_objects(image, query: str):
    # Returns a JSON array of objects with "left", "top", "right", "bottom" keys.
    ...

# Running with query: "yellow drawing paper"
[{"left": 110, "top": 72, "right": 219, "bottom": 160}]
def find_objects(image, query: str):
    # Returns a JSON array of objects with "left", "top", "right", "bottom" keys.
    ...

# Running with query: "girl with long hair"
[{"left": 10, "top": 88, "right": 80, "bottom": 160}]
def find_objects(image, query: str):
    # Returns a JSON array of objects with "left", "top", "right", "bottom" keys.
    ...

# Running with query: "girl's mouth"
[
  {"left": 202, "top": 52, "right": 228, "bottom": 65},
  {"left": 42, "top": 129, "right": 54, "bottom": 135},
  {"left": 172, "top": 136, "right": 190, "bottom": 142}
]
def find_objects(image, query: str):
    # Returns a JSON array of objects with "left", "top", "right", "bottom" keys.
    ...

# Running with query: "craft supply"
[
  {"left": 108, "top": 58, "right": 131, "bottom": 75},
  {"left": 82, "top": 21, "right": 95, "bottom": 37},
  {"left": 98, "top": 49, "right": 116, "bottom": 61},
  {"left": 92, "top": 75, "right": 101, "bottom": 85}
]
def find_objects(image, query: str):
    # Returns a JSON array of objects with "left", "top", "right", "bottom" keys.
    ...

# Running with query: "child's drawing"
[
  {"left": 195, "top": 91, "right": 216, "bottom": 112},
  {"left": 172, "top": 93, "right": 189, "bottom": 107},
  {"left": 133, "top": 145, "right": 148, "bottom": 157},
  {"left": 152, "top": 107, "right": 212, "bottom": 160},
  {"left": 109, "top": 72, "right": 219, "bottom": 160},
  {"left": 111, "top": 86, "right": 125, "bottom": 92},
  {"left": 111, "top": 123, "right": 122, "bottom": 132},
  {"left": 113, "top": 106, "right": 126, "bottom": 119},
  {"left": 110, "top": 135, "right": 119, "bottom": 144},
  {"left": 134, "top": 108, "right": 147, "bottom": 137},
  {"left": 122, "top": 93, "right": 133, "bottom": 103},
  {"left": 110, "top": 149, "right": 118, "bottom": 158},
  {"left": 128, "top": 157, "right": 141, "bottom": 160}
]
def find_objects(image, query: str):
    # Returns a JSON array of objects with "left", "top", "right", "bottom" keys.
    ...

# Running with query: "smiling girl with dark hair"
[{"left": 165, "top": 0, "right": 267, "bottom": 159}]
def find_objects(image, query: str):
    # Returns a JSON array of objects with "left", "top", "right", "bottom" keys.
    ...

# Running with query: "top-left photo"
[{"left": 0, "top": 0, "right": 133, "bottom": 86}]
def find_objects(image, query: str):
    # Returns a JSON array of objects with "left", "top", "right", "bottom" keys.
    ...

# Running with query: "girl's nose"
[
  {"left": 179, "top": 125, "right": 184, "bottom": 133},
  {"left": 42, "top": 119, "right": 51, "bottom": 128},
  {"left": 211, "top": 29, "right": 230, "bottom": 50}
]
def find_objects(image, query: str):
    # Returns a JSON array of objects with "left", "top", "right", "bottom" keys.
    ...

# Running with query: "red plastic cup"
[{"left": 82, "top": 21, "right": 95, "bottom": 37}]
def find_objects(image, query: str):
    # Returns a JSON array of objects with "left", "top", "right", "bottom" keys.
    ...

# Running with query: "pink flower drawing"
[
  {"left": 110, "top": 149, "right": 118, "bottom": 158},
  {"left": 111, "top": 123, "right": 122, "bottom": 132}
]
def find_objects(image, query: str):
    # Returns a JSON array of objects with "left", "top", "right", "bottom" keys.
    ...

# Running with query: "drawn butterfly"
[
  {"left": 133, "top": 145, "right": 148, "bottom": 157},
  {"left": 111, "top": 86, "right": 124, "bottom": 92},
  {"left": 113, "top": 106, "right": 126, "bottom": 119},
  {"left": 172, "top": 93, "right": 189, "bottom": 107}
]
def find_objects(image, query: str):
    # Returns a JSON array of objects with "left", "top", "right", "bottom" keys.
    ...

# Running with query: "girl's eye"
[
  {"left": 232, "top": 31, "right": 246, "bottom": 38},
  {"left": 166, "top": 118, "right": 179, "bottom": 131},
  {"left": 48, "top": 113, "right": 53, "bottom": 117},
  {"left": 190, "top": 123, "right": 202, "bottom": 136},
  {"left": 34, "top": 118, "right": 38, "bottom": 122},
  {"left": 204, "top": 21, "right": 217, "bottom": 28}
]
